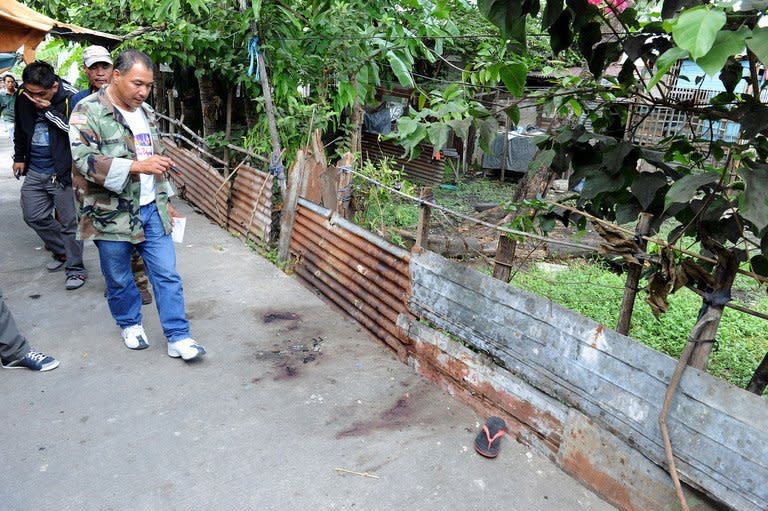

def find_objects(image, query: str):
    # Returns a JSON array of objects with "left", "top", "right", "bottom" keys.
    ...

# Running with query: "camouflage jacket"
[{"left": 69, "top": 87, "right": 174, "bottom": 243}]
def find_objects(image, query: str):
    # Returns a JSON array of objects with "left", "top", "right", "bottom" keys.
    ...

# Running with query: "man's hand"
[
  {"left": 130, "top": 155, "right": 174, "bottom": 175},
  {"left": 12, "top": 162, "right": 25, "bottom": 180},
  {"left": 167, "top": 201, "right": 181, "bottom": 219},
  {"left": 22, "top": 92, "right": 51, "bottom": 110}
]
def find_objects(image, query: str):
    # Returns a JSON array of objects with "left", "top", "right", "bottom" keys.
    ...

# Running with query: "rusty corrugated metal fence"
[
  {"left": 289, "top": 198, "right": 412, "bottom": 360},
  {"left": 164, "top": 139, "right": 273, "bottom": 244}
]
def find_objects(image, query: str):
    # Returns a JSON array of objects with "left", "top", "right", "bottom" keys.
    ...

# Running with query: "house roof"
[{"left": 0, "top": 0, "right": 121, "bottom": 63}]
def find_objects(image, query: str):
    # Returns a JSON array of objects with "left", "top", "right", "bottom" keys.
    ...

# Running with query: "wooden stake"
[
  {"left": 336, "top": 153, "right": 354, "bottom": 219},
  {"left": 492, "top": 234, "right": 516, "bottom": 282},
  {"left": 746, "top": 352, "right": 768, "bottom": 395},
  {"left": 616, "top": 213, "right": 653, "bottom": 335},
  {"left": 277, "top": 151, "right": 307, "bottom": 265},
  {"left": 167, "top": 89, "right": 176, "bottom": 136},
  {"left": 415, "top": 187, "right": 432, "bottom": 250},
  {"left": 500, "top": 107, "right": 510, "bottom": 182},
  {"left": 224, "top": 87, "right": 233, "bottom": 168}
]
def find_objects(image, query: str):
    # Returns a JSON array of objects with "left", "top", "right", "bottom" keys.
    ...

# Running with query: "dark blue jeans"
[{"left": 95, "top": 202, "right": 190, "bottom": 342}]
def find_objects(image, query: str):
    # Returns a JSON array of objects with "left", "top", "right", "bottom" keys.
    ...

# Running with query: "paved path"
[{"left": 0, "top": 130, "right": 615, "bottom": 510}]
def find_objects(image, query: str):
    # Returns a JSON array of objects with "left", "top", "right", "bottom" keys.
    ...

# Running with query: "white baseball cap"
[{"left": 82, "top": 46, "right": 113, "bottom": 68}]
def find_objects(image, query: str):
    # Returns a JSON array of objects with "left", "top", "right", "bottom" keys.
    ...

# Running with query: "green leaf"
[
  {"left": 397, "top": 117, "right": 420, "bottom": 138},
  {"left": 418, "top": 92, "right": 427, "bottom": 111},
  {"left": 549, "top": 10, "right": 573, "bottom": 55},
  {"left": 672, "top": 6, "right": 726, "bottom": 59},
  {"left": 542, "top": 0, "right": 563, "bottom": 29},
  {"left": 427, "top": 123, "right": 450, "bottom": 150},
  {"left": 387, "top": 51, "right": 414, "bottom": 88},
  {"left": 648, "top": 47, "right": 689, "bottom": 90},
  {"left": 475, "top": 117, "right": 499, "bottom": 153},
  {"left": 447, "top": 118, "right": 471, "bottom": 140},
  {"left": 738, "top": 163, "right": 768, "bottom": 233},
  {"left": 477, "top": 0, "right": 537, "bottom": 43},
  {"left": 529, "top": 149, "right": 555, "bottom": 172},
  {"left": 631, "top": 171, "right": 668, "bottom": 210},
  {"left": 499, "top": 63, "right": 527, "bottom": 97},
  {"left": 746, "top": 27, "right": 768, "bottom": 67},
  {"left": 505, "top": 104, "right": 521, "bottom": 125},
  {"left": 750, "top": 255, "right": 768, "bottom": 277},
  {"left": 664, "top": 172, "right": 720, "bottom": 211},
  {"left": 696, "top": 28, "right": 748, "bottom": 77}
]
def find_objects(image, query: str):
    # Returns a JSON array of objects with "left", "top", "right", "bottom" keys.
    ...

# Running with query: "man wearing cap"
[
  {"left": 71, "top": 45, "right": 113, "bottom": 108},
  {"left": 72, "top": 46, "right": 153, "bottom": 305}
]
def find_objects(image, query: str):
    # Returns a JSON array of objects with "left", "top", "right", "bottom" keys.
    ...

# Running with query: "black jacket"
[{"left": 13, "top": 77, "right": 78, "bottom": 186}]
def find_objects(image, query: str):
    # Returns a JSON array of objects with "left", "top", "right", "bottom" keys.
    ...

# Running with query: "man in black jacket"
[{"left": 13, "top": 61, "right": 86, "bottom": 290}]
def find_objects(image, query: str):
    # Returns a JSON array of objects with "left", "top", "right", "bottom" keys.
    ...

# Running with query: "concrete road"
[{"left": 0, "top": 130, "right": 615, "bottom": 510}]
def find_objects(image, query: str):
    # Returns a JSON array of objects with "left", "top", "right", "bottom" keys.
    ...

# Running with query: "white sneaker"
[
  {"left": 167, "top": 338, "right": 206, "bottom": 360},
  {"left": 121, "top": 324, "right": 150, "bottom": 350}
]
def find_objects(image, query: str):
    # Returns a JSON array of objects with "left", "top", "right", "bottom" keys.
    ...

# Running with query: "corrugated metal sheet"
[
  {"left": 164, "top": 140, "right": 229, "bottom": 225},
  {"left": 361, "top": 132, "right": 444, "bottom": 186},
  {"left": 290, "top": 198, "right": 412, "bottom": 360},
  {"left": 163, "top": 139, "right": 273, "bottom": 243},
  {"left": 228, "top": 165, "right": 274, "bottom": 243}
]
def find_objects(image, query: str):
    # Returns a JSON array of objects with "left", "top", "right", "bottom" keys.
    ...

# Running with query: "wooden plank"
[
  {"left": 277, "top": 151, "right": 306, "bottom": 264},
  {"left": 409, "top": 250, "right": 768, "bottom": 511}
]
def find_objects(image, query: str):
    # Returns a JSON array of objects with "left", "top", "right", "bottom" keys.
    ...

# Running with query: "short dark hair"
[
  {"left": 3, "top": 74, "right": 16, "bottom": 83},
  {"left": 22, "top": 61, "right": 56, "bottom": 89},
  {"left": 113, "top": 49, "right": 153, "bottom": 74}
]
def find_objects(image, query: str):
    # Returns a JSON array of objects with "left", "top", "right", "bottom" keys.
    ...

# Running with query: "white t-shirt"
[{"left": 114, "top": 104, "right": 156, "bottom": 205}]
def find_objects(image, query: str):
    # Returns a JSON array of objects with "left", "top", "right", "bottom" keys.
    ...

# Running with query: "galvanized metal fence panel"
[{"left": 408, "top": 249, "right": 768, "bottom": 511}]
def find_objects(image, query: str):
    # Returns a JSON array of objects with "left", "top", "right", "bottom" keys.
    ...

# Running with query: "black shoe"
[{"left": 2, "top": 350, "right": 60, "bottom": 371}]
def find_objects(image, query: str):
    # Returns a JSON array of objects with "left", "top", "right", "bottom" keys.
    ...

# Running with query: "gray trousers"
[
  {"left": 20, "top": 170, "right": 85, "bottom": 277},
  {"left": 0, "top": 288, "right": 29, "bottom": 363}
]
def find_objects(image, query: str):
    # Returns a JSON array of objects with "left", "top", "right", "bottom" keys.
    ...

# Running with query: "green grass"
[
  {"left": 509, "top": 259, "right": 768, "bottom": 393},
  {"left": 433, "top": 177, "right": 518, "bottom": 215}
]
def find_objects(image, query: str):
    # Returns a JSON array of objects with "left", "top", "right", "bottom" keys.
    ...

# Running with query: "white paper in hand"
[{"left": 171, "top": 216, "right": 186, "bottom": 243}]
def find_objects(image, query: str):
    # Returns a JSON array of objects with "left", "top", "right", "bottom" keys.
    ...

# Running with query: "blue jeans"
[{"left": 95, "top": 202, "right": 190, "bottom": 342}]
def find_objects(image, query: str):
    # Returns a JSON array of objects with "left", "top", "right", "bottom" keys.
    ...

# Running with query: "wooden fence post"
[
  {"left": 415, "top": 187, "right": 432, "bottom": 250},
  {"left": 500, "top": 110, "right": 510, "bottom": 182},
  {"left": 689, "top": 250, "right": 743, "bottom": 369},
  {"left": 277, "top": 150, "right": 306, "bottom": 265},
  {"left": 336, "top": 153, "right": 353, "bottom": 219},
  {"left": 616, "top": 213, "right": 653, "bottom": 335},
  {"left": 747, "top": 352, "right": 768, "bottom": 395},
  {"left": 492, "top": 235, "right": 516, "bottom": 282}
]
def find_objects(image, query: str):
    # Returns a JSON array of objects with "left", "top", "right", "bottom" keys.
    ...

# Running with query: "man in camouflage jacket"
[{"left": 69, "top": 49, "right": 205, "bottom": 361}]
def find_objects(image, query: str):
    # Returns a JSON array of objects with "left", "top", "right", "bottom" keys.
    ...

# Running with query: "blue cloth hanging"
[{"left": 248, "top": 36, "right": 260, "bottom": 82}]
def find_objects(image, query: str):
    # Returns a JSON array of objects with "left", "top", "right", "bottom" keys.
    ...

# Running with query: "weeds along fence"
[{"left": 162, "top": 122, "right": 767, "bottom": 511}]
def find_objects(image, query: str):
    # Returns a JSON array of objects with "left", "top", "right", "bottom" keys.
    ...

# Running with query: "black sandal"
[{"left": 474, "top": 416, "right": 507, "bottom": 458}]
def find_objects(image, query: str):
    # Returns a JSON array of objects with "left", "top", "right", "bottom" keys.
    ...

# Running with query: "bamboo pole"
[{"left": 257, "top": 50, "right": 286, "bottom": 197}]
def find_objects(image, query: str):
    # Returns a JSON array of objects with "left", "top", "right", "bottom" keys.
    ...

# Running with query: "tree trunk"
[
  {"left": 198, "top": 73, "right": 219, "bottom": 138},
  {"left": 688, "top": 250, "right": 742, "bottom": 370},
  {"left": 746, "top": 352, "right": 768, "bottom": 395},
  {"left": 152, "top": 64, "right": 166, "bottom": 113},
  {"left": 616, "top": 213, "right": 653, "bottom": 335}
]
